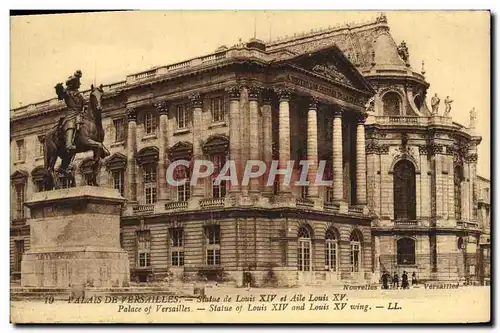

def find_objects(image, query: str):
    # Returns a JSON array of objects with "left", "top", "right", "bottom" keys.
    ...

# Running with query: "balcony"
[
  {"left": 133, "top": 204, "right": 155, "bottom": 215},
  {"left": 164, "top": 201, "right": 188, "bottom": 211},
  {"left": 323, "top": 202, "right": 340, "bottom": 213},
  {"left": 457, "top": 220, "right": 480, "bottom": 230},
  {"left": 348, "top": 205, "right": 364, "bottom": 215},
  {"left": 394, "top": 219, "right": 418, "bottom": 226},
  {"left": 199, "top": 197, "right": 225, "bottom": 209},
  {"left": 374, "top": 115, "right": 452, "bottom": 126},
  {"left": 296, "top": 198, "right": 314, "bottom": 209}
]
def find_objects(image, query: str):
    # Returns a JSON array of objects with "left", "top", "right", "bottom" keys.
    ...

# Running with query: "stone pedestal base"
[
  {"left": 21, "top": 186, "right": 130, "bottom": 288},
  {"left": 22, "top": 249, "right": 129, "bottom": 288}
]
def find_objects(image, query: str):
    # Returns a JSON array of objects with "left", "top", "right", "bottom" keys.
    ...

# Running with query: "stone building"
[{"left": 10, "top": 13, "right": 490, "bottom": 286}]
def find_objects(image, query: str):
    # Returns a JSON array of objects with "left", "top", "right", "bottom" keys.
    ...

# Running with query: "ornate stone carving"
[
  {"left": 469, "top": 107, "right": 477, "bottom": 128},
  {"left": 311, "top": 62, "right": 350, "bottom": 85},
  {"left": 365, "top": 141, "right": 379, "bottom": 154},
  {"left": 275, "top": 87, "right": 292, "bottom": 101},
  {"left": 333, "top": 109, "right": 343, "bottom": 118},
  {"left": 376, "top": 12, "right": 387, "bottom": 23},
  {"left": 465, "top": 153, "right": 478, "bottom": 163},
  {"left": 189, "top": 93, "right": 203, "bottom": 108},
  {"left": 356, "top": 112, "right": 368, "bottom": 124},
  {"left": 226, "top": 86, "right": 241, "bottom": 101},
  {"left": 155, "top": 100, "right": 169, "bottom": 116},
  {"left": 365, "top": 96, "right": 375, "bottom": 112},
  {"left": 127, "top": 108, "right": 137, "bottom": 122},
  {"left": 429, "top": 143, "right": 443, "bottom": 155},
  {"left": 418, "top": 145, "right": 430, "bottom": 155},
  {"left": 378, "top": 145, "right": 390, "bottom": 155},
  {"left": 247, "top": 86, "right": 262, "bottom": 101},
  {"left": 308, "top": 97, "right": 319, "bottom": 110}
]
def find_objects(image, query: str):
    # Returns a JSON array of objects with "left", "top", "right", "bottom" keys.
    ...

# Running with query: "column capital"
[
  {"left": 308, "top": 97, "right": 320, "bottom": 110},
  {"left": 333, "top": 109, "right": 343, "bottom": 118},
  {"left": 465, "top": 153, "right": 478, "bottom": 164},
  {"left": 127, "top": 108, "right": 137, "bottom": 122},
  {"left": 225, "top": 85, "right": 242, "bottom": 100},
  {"left": 356, "top": 112, "right": 368, "bottom": 124},
  {"left": 275, "top": 87, "right": 292, "bottom": 101},
  {"left": 189, "top": 92, "right": 203, "bottom": 108},
  {"left": 155, "top": 100, "right": 170, "bottom": 116},
  {"left": 247, "top": 85, "right": 262, "bottom": 101},
  {"left": 262, "top": 89, "right": 273, "bottom": 105}
]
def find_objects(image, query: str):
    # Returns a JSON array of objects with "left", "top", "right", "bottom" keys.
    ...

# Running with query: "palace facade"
[{"left": 10, "top": 14, "right": 490, "bottom": 286}]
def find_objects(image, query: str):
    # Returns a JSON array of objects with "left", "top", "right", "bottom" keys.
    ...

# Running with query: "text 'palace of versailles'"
[{"left": 10, "top": 13, "right": 490, "bottom": 287}]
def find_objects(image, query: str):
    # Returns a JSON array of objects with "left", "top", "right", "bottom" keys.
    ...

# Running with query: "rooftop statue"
[
  {"left": 43, "top": 70, "right": 110, "bottom": 190},
  {"left": 469, "top": 107, "right": 477, "bottom": 128},
  {"left": 444, "top": 96, "right": 453, "bottom": 116},
  {"left": 397, "top": 41, "right": 410, "bottom": 64},
  {"left": 431, "top": 93, "right": 440, "bottom": 115}
]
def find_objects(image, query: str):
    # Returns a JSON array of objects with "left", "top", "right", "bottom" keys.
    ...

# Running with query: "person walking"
[
  {"left": 412, "top": 272, "right": 418, "bottom": 286},
  {"left": 392, "top": 272, "right": 399, "bottom": 289},
  {"left": 381, "top": 271, "right": 389, "bottom": 290},
  {"left": 402, "top": 271, "right": 409, "bottom": 289}
]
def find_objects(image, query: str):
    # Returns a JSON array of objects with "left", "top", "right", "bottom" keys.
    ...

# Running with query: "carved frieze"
[{"left": 465, "top": 153, "right": 478, "bottom": 164}]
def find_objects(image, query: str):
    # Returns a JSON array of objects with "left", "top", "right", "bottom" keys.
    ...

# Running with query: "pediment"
[
  {"left": 105, "top": 152, "right": 127, "bottom": 171},
  {"left": 285, "top": 46, "right": 375, "bottom": 94},
  {"left": 202, "top": 134, "right": 229, "bottom": 155},
  {"left": 168, "top": 141, "right": 193, "bottom": 161},
  {"left": 136, "top": 146, "right": 159, "bottom": 165}
]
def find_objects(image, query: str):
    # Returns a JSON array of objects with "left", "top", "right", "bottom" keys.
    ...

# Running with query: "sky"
[{"left": 10, "top": 11, "right": 490, "bottom": 178}]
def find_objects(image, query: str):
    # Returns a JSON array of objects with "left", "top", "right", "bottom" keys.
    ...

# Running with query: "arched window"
[
  {"left": 325, "top": 228, "right": 338, "bottom": 272},
  {"left": 383, "top": 92, "right": 402, "bottom": 116},
  {"left": 454, "top": 166, "right": 463, "bottom": 221},
  {"left": 396, "top": 238, "right": 416, "bottom": 265},
  {"left": 350, "top": 230, "right": 363, "bottom": 273},
  {"left": 297, "top": 226, "right": 312, "bottom": 272},
  {"left": 393, "top": 160, "right": 417, "bottom": 221}
]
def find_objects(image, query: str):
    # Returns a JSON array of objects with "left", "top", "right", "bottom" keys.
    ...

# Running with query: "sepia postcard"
[{"left": 9, "top": 10, "right": 491, "bottom": 324}]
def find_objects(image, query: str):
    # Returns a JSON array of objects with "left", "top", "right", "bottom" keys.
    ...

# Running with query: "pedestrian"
[
  {"left": 392, "top": 272, "right": 399, "bottom": 289},
  {"left": 402, "top": 271, "right": 409, "bottom": 289},
  {"left": 381, "top": 271, "right": 389, "bottom": 290},
  {"left": 412, "top": 272, "right": 418, "bottom": 286}
]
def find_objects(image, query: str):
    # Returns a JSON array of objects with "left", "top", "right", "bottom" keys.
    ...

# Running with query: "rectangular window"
[
  {"left": 176, "top": 104, "right": 190, "bottom": 129},
  {"left": 175, "top": 166, "right": 190, "bottom": 202},
  {"left": 205, "top": 225, "right": 221, "bottom": 266},
  {"left": 113, "top": 119, "right": 125, "bottom": 142},
  {"left": 36, "top": 136, "right": 44, "bottom": 157},
  {"left": 325, "top": 187, "right": 334, "bottom": 203},
  {"left": 14, "top": 240, "right": 24, "bottom": 272},
  {"left": 137, "top": 230, "right": 151, "bottom": 268},
  {"left": 16, "top": 139, "right": 24, "bottom": 161},
  {"left": 170, "top": 228, "right": 184, "bottom": 267},
  {"left": 301, "top": 186, "right": 309, "bottom": 200},
  {"left": 112, "top": 170, "right": 125, "bottom": 197},
  {"left": 144, "top": 112, "right": 157, "bottom": 135},
  {"left": 350, "top": 243, "right": 360, "bottom": 272},
  {"left": 212, "top": 154, "right": 226, "bottom": 198},
  {"left": 15, "top": 184, "right": 25, "bottom": 219},
  {"left": 144, "top": 164, "right": 157, "bottom": 204},
  {"left": 211, "top": 97, "right": 225, "bottom": 123}
]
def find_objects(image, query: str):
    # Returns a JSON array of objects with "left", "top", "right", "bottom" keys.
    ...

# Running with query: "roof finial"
[{"left": 421, "top": 60, "right": 426, "bottom": 76}]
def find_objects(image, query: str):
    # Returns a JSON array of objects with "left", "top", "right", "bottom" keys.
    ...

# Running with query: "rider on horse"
[{"left": 55, "top": 70, "right": 85, "bottom": 153}]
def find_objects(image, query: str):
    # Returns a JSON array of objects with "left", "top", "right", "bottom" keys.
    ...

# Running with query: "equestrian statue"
[{"left": 43, "top": 70, "right": 110, "bottom": 190}]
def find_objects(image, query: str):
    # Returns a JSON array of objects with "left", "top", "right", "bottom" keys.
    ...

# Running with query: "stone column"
[
  {"left": 355, "top": 112, "right": 368, "bottom": 205},
  {"left": 248, "top": 86, "right": 261, "bottom": 194},
  {"left": 261, "top": 91, "right": 273, "bottom": 196},
  {"left": 467, "top": 151, "right": 478, "bottom": 222},
  {"left": 126, "top": 108, "right": 137, "bottom": 202},
  {"left": 306, "top": 97, "right": 319, "bottom": 199},
  {"left": 332, "top": 108, "right": 344, "bottom": 201},
  {"left": 227, "top": 86, "right": 242, "bottom": 194},
  {"left": 190, "top": 93, "right": 204, "bottom": 199},
  {"left": 276, "top": 88, "right": 292, "bottom": 194},
  {"left": 156, "top": 100, "right": 169, "bottom": 202}
]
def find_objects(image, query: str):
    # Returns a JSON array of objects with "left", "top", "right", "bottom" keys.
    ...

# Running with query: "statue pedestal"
[{"left": 21, "top": 186, "right": 130, "bottom": 288}]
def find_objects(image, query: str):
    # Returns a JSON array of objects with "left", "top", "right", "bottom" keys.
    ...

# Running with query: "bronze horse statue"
[{"left": 43, "top": 84, "right": 110, "bottom": 190}]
